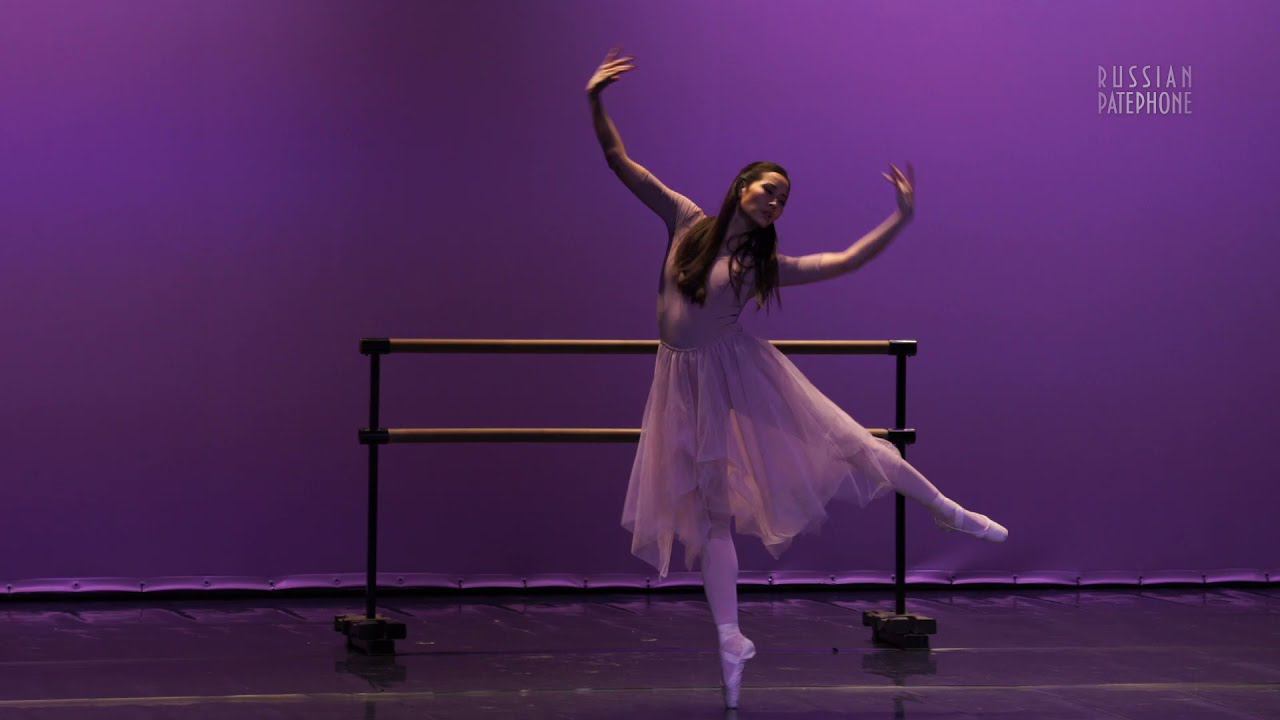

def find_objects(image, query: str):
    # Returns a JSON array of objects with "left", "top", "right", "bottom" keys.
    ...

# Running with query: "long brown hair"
[{"left": 674, "top": 161, "right": 788, "bottom": 311}]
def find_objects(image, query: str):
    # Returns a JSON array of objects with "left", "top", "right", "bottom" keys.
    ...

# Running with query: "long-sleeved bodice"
[
  {"left": 657, "top": 211, "right": 754, "bottom": 349},
  {"left": 620, "top": 165, "right": 844, "bottom": 349}
]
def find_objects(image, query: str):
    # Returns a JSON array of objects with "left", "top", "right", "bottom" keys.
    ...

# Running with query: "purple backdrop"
[{"left": 3, "top": 0, "right": 1277, "bottom": 593}]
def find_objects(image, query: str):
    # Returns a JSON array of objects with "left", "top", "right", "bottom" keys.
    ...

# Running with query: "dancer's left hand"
[{"left": 882, "top": 162, "right": 915, "bottom": 221}]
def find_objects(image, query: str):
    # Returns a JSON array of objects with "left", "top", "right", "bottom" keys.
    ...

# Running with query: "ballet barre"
[
  {"left": 361, "top": 428, "right": 913, "bottom": 443},
  {"left": 335, "top": 336, "right": 933, "bottom": 654}
]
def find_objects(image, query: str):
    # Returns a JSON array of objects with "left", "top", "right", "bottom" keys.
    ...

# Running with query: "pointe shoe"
[
  {"left": 932, "top": 501, "right": 1008, "bottom": 542},
  {"left": 719, "top": 636, "right": 756, "bottom": 709}
]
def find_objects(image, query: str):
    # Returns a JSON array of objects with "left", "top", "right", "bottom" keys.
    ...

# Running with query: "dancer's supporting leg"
[
  {"left": 876, "top": 444, "right": 1009, "bottom": 541},
  {"left": 701, "top": 510, "right": 756, "bottom": 708}
]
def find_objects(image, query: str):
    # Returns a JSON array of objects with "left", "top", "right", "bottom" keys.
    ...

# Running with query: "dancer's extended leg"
[
  {"left": 878, "top": 445, "right": 1009, "bottom": 541},
  {"left": 700, "top": 511, "right": 756, "bottom": 708}
]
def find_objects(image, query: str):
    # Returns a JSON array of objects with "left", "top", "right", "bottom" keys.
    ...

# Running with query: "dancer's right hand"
[{"left": 586, "top": 47, "right": 636, "bottom": 98}]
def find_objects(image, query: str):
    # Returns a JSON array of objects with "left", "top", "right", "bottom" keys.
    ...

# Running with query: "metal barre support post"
[
  {"left": 897, "top": 350, "right": 909, "bottom": 616},
  {"left": 367, "top": 353, "right": 379, "bottom": 620}
]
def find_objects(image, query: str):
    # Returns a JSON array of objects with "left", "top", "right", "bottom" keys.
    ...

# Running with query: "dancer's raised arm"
[
  {"left": 587, "top": 48, "right": 694, "bottom": 234},
  {"left": 777, "top": 163, "right": 916, "bottom": 287}
]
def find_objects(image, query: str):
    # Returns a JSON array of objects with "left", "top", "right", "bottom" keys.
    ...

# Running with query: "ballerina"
[{"left": 587, "top": 47, "right": 1007, "bottom": 710}]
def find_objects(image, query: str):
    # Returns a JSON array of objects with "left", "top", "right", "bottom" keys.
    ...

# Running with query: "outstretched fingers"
[
  {"left": 884, "top": 163, "right": 915, "bottom": 196},
  {"left": 588, "top": 48, "right": 637, "bottom": 95},
  {"left": 889, "top": 162, "right": 915, "bottom": 188},
  {"left": 883, "top": 162, "right": 916, "bottom": 217},
  {"left": 601, "top": 47, "right": 636, "bottom": 79},
  {"left": 602, "top": 46, "right": 634, "bottom": 68}
]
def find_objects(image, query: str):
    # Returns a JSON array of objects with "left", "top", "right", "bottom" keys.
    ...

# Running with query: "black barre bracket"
[
  {"left": 359, "top": 429, "right": 390, "bottom": 445},
  {"left": 887, "top": 339, "right": 918, "bottom": 357},
  {"left": 361, "top": 338, "right": 392, "bottom": 355}
]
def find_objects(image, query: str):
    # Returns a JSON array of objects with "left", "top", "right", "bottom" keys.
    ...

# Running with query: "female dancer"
[{"left": 587, "top": 48, "right": 1008, "bottom": 709}]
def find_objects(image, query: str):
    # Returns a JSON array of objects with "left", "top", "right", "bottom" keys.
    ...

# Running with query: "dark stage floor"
[{"left": 1, "top": 587, "right": 1278, "bottom": 718}]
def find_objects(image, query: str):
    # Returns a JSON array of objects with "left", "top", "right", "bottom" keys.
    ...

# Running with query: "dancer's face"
[{"left": 738, "top": 172, "right": 790, "bottom": 228}]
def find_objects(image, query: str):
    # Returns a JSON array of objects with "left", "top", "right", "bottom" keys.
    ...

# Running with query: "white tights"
[
  {"left": 701, "top": 511, "right": 740, "bottom": 631},
  {"left": 699, "top": 454, "right": 956, "bottom": 634}
]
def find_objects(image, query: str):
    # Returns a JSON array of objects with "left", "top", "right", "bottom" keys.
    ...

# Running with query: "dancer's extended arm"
[
  {"left": 587, "top": 49, "right": 695, "bottom": 234},
  {"left": 777, "top": 163, "right": 916, "bottom": 287},
  {"left": 778, "top": 210, "right": 907, "bottom": 286}
]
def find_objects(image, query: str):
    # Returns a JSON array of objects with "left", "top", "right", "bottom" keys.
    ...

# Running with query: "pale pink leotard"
[{"left": 626, "top": 168, "right": 846, "bottom": 349}]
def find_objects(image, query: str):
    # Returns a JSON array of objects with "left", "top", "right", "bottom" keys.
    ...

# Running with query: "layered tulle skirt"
[{"left": 621, "top": 324, "right": 906, "bottom": 579}]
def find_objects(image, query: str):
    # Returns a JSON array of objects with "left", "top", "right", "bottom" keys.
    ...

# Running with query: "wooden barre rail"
[
  {"left": 359, "top": 338, "right": 918, "bottom": 356},
  {"left": 357, "top": 428, "right": 916, "bottom": 444}
]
